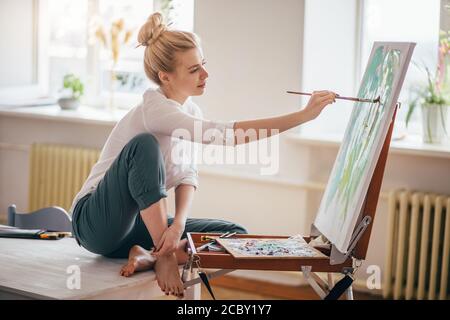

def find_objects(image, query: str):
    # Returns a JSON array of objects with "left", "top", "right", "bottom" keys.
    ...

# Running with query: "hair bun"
[{"left": 138, "top": 12, "right": 167, "bottom": 47}]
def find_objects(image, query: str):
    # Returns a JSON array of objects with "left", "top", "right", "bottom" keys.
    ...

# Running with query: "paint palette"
[{"left": 216, "top": 237, "right": 327, "bottom": 259}]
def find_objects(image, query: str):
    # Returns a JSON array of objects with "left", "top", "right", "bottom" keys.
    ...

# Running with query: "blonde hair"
[{"left": 137, "top": 12, "right": 201, "bottom": 85}]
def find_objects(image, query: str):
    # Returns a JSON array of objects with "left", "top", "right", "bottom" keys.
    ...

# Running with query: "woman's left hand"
[{"left": 152, "top": 224, "right": 184, "bottom": 257}]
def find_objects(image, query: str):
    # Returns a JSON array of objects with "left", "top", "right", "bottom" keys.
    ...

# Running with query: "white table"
[{"left": 0, "top": 237, "right": 200, "bottom": 300}]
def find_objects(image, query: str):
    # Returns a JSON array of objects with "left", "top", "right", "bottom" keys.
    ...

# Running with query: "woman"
[{"left": 70, "top": 12, "right": 336, "bottom": 298}]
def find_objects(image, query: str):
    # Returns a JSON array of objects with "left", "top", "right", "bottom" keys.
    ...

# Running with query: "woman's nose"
[{"left": 200, "top": 67, "right": 208, "bottom": 79}]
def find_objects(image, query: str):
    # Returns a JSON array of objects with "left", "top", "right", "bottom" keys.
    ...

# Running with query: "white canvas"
[{"left": 314, "top": 42, "right": 416, "bottom": 254}]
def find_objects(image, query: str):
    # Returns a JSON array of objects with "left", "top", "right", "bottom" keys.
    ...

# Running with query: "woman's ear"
[{"left": 158, "top": 71, "right": 170, "bottom": 85}]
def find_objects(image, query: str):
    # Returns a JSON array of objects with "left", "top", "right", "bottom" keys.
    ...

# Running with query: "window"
[
  {"left": 0, "top": 0, "right": 48, "bottom": 98},
  {"left": 95, "top": 0, "right": 155, "bottom": 103},
  {"left": 360, "top": 0, "right": 440, "bottom": 135},
  {"left": 48, "top": 1, "right": 88, "bottom": 101},
  {"left": 47, "top": 0, "right": 194, "bottom": 108},
  {"left": 301, "top": 0, "right": 441, "bottom": 137},
  {"left": 301, "top": 0, "right": 359, "bottom": 136}
]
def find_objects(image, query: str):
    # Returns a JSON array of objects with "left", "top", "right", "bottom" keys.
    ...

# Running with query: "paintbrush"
[
  {"left": 196, "top": 232, "right": 237, "bottom": 252},
  {"left": 286, "top": 90, "right": 380, "bottom": 104}
]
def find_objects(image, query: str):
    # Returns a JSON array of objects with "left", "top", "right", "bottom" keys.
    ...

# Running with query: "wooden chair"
[{"left": 7, "top": 204, "right": 72, "bottom": 232}]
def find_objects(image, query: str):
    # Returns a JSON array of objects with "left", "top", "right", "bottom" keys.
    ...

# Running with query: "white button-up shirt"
[{"left": 69, "top": 87, "right": 235, "bottom": 214}]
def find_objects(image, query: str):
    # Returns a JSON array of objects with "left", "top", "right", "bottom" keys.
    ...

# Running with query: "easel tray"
[{"left": 187, "top": 232, "right": 352, "bottom": 273}]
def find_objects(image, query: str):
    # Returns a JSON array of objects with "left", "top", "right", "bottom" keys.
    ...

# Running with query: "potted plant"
[
  {"left": 406, "top": 31, "right": 449, "bottom": 144},
  {"left": 57, "top": 74, "right": 84, "bottom": 110}
]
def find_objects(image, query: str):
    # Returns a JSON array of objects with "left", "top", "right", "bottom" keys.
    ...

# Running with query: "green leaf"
[
  {"left": 62, "top": 73, "right": 84, "bottom": 98},
  {"left": 405, "top": 99, "right": 417, "bottom": 128}
]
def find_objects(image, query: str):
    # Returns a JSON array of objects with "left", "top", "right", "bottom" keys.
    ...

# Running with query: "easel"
[{"left": 183, "top": 103, "right": 400, "bottom": 300}]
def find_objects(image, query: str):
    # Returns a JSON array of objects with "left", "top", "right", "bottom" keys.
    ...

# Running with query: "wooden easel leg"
[
  {"left": 327, "top": 273, "right": 334, "bottom": 289},
  {"left": 302, "top": 266, "right": 327, "bottom": 299}
]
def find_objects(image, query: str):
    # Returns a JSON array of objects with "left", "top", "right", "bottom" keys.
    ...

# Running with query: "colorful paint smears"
[{"left": 217, "top": 237, "right": 326, "bottom": 259}]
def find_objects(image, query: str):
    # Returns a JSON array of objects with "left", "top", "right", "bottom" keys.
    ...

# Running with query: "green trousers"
[{"left": 72, "top": 133, "right": 247, "bottom": 258}]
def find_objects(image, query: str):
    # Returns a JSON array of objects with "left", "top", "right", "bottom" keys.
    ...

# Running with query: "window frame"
[{"left": 0, "top": 0, "right": 49, "bottom": 99}]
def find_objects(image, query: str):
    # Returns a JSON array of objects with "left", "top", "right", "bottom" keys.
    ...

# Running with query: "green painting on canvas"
[{"left": 314, "top": 42, "right": 415, "bottom": 253}]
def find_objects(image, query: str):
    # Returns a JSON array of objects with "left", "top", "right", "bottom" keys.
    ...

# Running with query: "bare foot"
[
  {"left": 154, "top": 253, "right": 185, "bottom": 298},
  {"left": 175, "top": 238, "right": 189, "bottom": 263},
  {"left": 120, "top": 245, "right": 156, "bottom": 277}
]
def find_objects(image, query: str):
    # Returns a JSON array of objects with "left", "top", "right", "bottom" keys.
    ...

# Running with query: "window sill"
[
  {"left": 0, "top": 104, "right": 126, "bottom": 126},
  {"left": 285, "top": 132, "right": 450, "bottom": 159}
]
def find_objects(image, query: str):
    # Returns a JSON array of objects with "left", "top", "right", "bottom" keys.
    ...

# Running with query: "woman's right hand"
[
  {"left": 152, "top": 224, "right": 183, "bottom": 257},
  {"left": 303, "top": 90, "right": 337, "bottom": 121}
]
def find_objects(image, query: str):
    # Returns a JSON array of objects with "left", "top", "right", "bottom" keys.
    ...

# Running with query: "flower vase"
[{"left": 421, "top": 103, "right": 448, "bottom": 144}]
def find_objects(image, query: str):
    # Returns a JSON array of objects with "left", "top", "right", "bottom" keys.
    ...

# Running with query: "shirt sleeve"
[
  {"left": 175, "top": 144, "right": 199, "bottom": 190},
  {"left": 142, "top": 90, "right": 235, "bottom": 146}
]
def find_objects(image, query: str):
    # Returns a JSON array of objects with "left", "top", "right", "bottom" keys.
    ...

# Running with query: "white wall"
[{"left": 193, "top": 0, "right": 305, "bottom": 121}]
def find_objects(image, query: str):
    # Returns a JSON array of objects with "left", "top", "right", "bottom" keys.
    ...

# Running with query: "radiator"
[
  {"left": 383, "top": 190, "right": 450, "bottom": 300},
  {"left": 29, "top": 143, "right": 100, "bottom": 212}
]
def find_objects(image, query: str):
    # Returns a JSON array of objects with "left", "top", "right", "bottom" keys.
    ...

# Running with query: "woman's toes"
[
  {"left": 178, "top": 284, "right": 185, "bottom": 298},
  {"left": 179, "top": 285, "right": 185, "bottom": 297},
  {"left": 120, "top": 263, "right": 135, "bottom": 277},
  {"left": 159, "top": 282, "right": 166, "bottom": 293},
  {"left": 175, "top": 284, "right": 183, "bottom": 297}
]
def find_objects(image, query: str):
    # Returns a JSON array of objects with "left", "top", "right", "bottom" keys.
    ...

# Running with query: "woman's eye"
[{"left": 190, "top": 62, "right": 206, "bottom": 73}]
